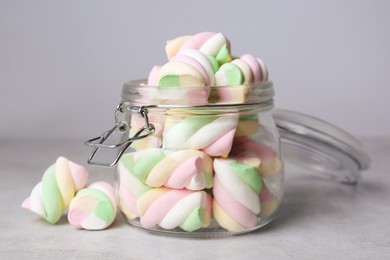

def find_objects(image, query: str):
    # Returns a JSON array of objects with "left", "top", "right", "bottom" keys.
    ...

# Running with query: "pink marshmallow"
[
  {"left": 240, "top": 54, "right": 261, "bottom": 83},
  {"left": 68, "top": 161, "right": 88, "bottom": 191},
  {"left": 147, "top": 66, "right": 161, "bottom": 86},
  {"left": 179, "top": 32, "right": 215, "bottom": 50},
  {"left": 202, "top": 128, "right": 236, "bottom": 157},
  {"left": 165, "top": 156, "right": 204, "bottom": 189},
  {"left": 213, "top": 177, "right": 258, "bottom": 228},
  {"left": 140, "top": 189, "right": 193, "bottom": 228},
  {"left": 171, "top": 55, "right": 210, "bottom": 85},
  {"left": 119, "top": 184, "right": 139, "bottom": 217}
]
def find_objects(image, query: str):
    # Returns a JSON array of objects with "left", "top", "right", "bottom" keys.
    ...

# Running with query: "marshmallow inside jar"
[
  {"left": 85, "top": 32, "right": 369, "bottom": 237},
  {"left": 115, "top": 78, "right": 280, "bottom": 237}
]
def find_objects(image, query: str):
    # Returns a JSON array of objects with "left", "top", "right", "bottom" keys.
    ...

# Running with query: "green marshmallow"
[
  {"left": 217, "top": 63, "right": 244, "bottom": 86},
  {"left": 120, "top": 153, "right": 135, "bottom": 172},
  {"left": 163, "top": 116, "right": 217, "bottom": 148},
  {"left": 139, "top": 185, "right": 153, "bottom": 195},
  {"left": 230, "top": 162, "right": 262, "bottom": 194},
  {"left": 179, "top": 206, "right": 205, "bottom": 232},
  {"left": 120, "top": 152, "right": 154, "bottom": 196},
  {"left": 215, "top": 43, "right": 232, "bottom": 66},
  {"left": 76, "top": 188, "right": 115, "bottom": 223},
  {"left": 120, "top": 150, "right": 165, "bottom": 182},
  {"left": 133, "top": 150, "right": 166, "bottom": 181},
  {"left": 41, "top": 164, "right": 63, "bottom": 224},
  {"left": 158, "top": 75, "right": 180, "bottom": 87},
  {"left": 206, "top": 54, "right": 220, "bottom": 73},
  {"left": 205, "top": 171, "right": 214, "bottom": 189}
]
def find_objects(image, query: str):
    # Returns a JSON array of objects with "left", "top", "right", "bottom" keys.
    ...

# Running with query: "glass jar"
[
  {"left": 85, "top": 79, "right": 370, "bottom": 237},
  {"left": 87, "top": 80, "right": 284, "bottom": 237}
]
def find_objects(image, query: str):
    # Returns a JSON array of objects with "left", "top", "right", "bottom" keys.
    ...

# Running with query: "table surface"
[{"left": 1, "top": 137, "right": 389, "bottom": 259}]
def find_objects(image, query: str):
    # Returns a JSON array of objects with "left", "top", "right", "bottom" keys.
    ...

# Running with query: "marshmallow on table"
[
  {"left": 68, "top": 182, "right": 117, "bottom": 230},
  {"left": 21, "top": 157, "right": 88, "bottom": 224}
]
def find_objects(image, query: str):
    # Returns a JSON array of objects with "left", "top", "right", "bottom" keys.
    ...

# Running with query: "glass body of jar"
[{"left": 115, "top": 80, "right": 284, "bottom": 237}]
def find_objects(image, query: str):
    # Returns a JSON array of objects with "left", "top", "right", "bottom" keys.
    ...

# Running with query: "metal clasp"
[{"left": 85, "top": 102, "right": 155, "bottom": 167}]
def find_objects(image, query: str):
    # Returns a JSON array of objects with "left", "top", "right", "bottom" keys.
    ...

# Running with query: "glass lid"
[{"left": 272, "top": 109, "right": 370, "bottom": 184}]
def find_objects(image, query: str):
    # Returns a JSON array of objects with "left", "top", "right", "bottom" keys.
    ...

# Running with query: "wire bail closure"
[{"left": 85, "top": 103, "right": 155, "bottom": 167}]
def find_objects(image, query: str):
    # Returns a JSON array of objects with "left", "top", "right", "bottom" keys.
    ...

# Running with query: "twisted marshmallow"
[
  {"left": 157, "top": 32, "right": 231, "bottom": 88},
  {"left": 171, "top": 49, "right": 216, "bottom": 86},
  {"left": 21, "top": 157, "right": 88, "bottom": 224},
  {"left": 212, "top": 55, "right": 269, "bottom": 103},
  {"left": 119, "top": 148, "right": 213, "bottom": 191},
  {"left": 68, "top": 182, "right": 117, "bottom": 230},
  {"left": 212, "top": 157, "right": 263, "bottom": 231},
  {"left": 166, "top": 32, "right": 232, "bottom": 66},
  {"left": 117, "top": 149, "right": 162, "bottom": 220},
  {"left": 163, "top": 115, "right": 238, "bottom": 157},
  {"left": 240, "top": 54, "right": 269, "bottom": 82},
  {"left": 137, "top": 188, "right": 212, "bottom": 232}
]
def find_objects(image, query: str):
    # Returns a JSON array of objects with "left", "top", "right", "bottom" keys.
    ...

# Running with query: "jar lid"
[{"left": 272, "top": 109, "right": 370, "bottom": 184}]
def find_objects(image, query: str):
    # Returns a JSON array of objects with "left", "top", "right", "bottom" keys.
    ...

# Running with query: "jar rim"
[{"left": 121, "top": 79, "right": 275, "bottom": 109}]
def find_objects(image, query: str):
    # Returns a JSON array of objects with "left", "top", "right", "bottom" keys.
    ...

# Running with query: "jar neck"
[
  {"left": 121, "top": 79, "right": 275, "bottom": 111},
  {"left": 119, "top": 103, "right": 273, "bottom": 121}
]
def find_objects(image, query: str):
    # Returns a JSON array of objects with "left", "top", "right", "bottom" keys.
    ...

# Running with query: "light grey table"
[{"left": 1, "top": 137, "right": 389, "bottom": 259}]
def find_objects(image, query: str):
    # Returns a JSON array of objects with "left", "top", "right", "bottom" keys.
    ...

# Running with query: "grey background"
[
  {"left": 1, "top": 0, "right": 389, "bottom": 140},
  {"left": 1, "top": 2, "right": 390, "bottom": 258}
]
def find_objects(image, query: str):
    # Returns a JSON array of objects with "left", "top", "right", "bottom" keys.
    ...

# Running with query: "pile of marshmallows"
[
  {"left": 118, "top": 32, "right": 281, "bottom": 232},
  {"left": 22, "top": 157, "right": 116, "bottom": 230},
  {"left": 148, "top": 32, "right": 268, "bottom": 88},
  {"left": 22, "top": 32, "right": 281, "bottom": 232}
]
